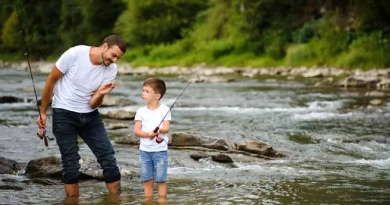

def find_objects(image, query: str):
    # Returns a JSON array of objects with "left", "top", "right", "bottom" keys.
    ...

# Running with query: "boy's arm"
[
  {"left": 158, "top": 120, "right": 170, "bottom": 134},
  {"left": 134, "top": 121, "right": 157, "bottom": 139}
]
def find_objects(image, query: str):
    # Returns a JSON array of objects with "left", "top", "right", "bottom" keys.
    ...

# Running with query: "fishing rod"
[
  {"left": 154, "top": 80, "right": 192, "bottom": 143},
  {"left": 14, "top": 0, "right": 54, "bottom": 147}
]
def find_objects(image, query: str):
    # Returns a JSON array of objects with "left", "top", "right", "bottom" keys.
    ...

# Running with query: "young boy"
[{"left": 133, "top": 78, "right": 171, "bottom": 201}]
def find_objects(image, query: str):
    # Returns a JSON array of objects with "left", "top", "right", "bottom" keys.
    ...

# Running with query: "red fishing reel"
[
  {"left": 154, "top": 126, "right": 164, "bottom": 144},
  {"left": 37, "top": 128, "right": 50, "bottom": 147}
]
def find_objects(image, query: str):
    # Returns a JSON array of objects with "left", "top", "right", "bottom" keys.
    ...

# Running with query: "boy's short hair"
[{"left": 143, "top": 78, "right": 166, "bottom": 99}]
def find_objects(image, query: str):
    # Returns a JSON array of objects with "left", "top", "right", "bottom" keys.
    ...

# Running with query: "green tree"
[
  {"left": 1, "top": 11, "right": 20, "bottom": 51},
  {"left": 57, "top": 0, "right": 86, "bottom": 50},
  {"left": 80, "top": 0, "right": 126, "bottom": 46},
  {"left": 115, "top": 0, "right": 208, "bottom": 46},
  {"left": 0, "top": 0, "right": 15, "bottom": 48}
]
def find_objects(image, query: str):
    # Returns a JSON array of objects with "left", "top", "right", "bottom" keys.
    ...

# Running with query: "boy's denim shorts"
[{"left": 139, "top": 150, "right": 168, "bottom": 182}]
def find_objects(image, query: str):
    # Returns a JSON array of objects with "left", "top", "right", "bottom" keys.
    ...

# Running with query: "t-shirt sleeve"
[
  {"left": 55, "top": 47, "right": 75, "bottom": 74},
  {"left": 134, "top": 108, "right": 142, "bottom": 121},
  {"left": 103, "top": 64, "right": 117, "bottom": 83}
]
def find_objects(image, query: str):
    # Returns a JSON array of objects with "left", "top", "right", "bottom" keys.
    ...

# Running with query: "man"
[{"left": 36, "top": 35, "right": 126, "bottom": 197}]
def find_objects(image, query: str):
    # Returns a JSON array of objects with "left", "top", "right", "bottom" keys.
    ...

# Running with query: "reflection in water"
[{"left": 63, "top": 196, "right": 79, "bottom": 205}]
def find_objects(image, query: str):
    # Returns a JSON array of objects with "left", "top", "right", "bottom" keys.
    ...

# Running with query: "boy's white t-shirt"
[
  {"left": 52, "top": 45, "right": 117, "bottom": 113},
  {"left": 134, "top": 104, "right": 171, "bottom": 152}
]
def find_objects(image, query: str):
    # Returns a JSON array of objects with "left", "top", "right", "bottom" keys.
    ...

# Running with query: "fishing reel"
[
  {"left": 37, "top": 128, "right": 54, "bottom": 147},
  {"left": 153, "top": 126, "right": 164, "bottom": 144}
]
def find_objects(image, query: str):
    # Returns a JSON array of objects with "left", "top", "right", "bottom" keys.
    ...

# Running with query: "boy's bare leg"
[
  {"left": 157, "top": 182, "right": 167, "bottom": 204},
  {"left": 144, "top": 179, "right": 154, "bottom": 196},
  {"left": 157, "top": 182, "right": 167, "bottom": 197}
]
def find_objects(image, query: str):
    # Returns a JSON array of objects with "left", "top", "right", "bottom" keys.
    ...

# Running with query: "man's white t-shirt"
[
  {"left": 134, "top": 104, "right": 171, "bottom": 152},
  {"left": 52, "top": 45, "right": 117, "bottom": 113}
]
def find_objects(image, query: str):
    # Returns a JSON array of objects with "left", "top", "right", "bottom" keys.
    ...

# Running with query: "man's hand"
[
  {"left": 97, "top": 82, "right": 115, "bottom": 95},
  {"left": 36, "top": 113, "right": 47, "bottom": 129},
  {"left": 89, "top": 82, "right": 115, "bottom": 109}
]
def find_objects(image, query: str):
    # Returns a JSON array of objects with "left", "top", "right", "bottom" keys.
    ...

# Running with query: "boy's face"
[{"left": 142, "top": 86, "right": 161, "bottom": 103}]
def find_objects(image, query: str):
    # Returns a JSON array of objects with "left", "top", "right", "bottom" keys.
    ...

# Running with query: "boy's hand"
[{"left": 147, "top": 131, "right": 158, "bottom": 140}]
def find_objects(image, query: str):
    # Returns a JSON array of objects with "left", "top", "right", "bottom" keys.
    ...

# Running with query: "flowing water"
[{"left": 0, "top": 67, "right": 389, "bottom": 205}]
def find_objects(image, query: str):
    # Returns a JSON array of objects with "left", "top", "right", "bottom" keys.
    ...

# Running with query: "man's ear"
[{"left": 101, "top": 42, "right": 108, "bottom": 50}]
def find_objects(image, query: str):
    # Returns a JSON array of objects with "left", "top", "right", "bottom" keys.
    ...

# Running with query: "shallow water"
[{"left": 1, "top": 67, "right": 389, "bottom": 204}]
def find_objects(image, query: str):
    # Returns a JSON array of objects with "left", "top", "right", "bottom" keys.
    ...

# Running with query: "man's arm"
[
  {"left": 89, "top": 82, "right": 115, "bottom": 109},
  {"left": 40, "top": 66, "right": 63, "bottom": 114},
  {"left": 36, "top": 66, "right": 63, "bottom": 129}
]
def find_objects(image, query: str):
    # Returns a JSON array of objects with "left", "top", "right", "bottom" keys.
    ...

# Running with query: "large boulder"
[{"left": 25, "top": 156, "right": 139, "bottom": 180}]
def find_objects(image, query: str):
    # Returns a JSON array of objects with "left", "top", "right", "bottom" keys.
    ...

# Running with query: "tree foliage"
[{"left": 1, "top": 0, "right": 390, "bottom": 68}]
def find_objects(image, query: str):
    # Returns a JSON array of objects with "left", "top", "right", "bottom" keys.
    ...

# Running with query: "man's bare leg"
[
  {"left": 106, "top": 180, "right": 121, "bottom": 194},
  {"left": 64, "top": 183, "right": 79, "bottom": 197}
]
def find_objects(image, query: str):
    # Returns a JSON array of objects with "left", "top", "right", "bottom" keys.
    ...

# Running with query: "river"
[{"left": 0, "top": 67, "right": 389, "bottom": 204}]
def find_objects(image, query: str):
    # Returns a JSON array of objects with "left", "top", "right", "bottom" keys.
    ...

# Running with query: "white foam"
[
  {"left": 293, "top": 112, "right": 354, "bottom": 120},
  {"left": 343, "top": 158, "right": 390, "bottom": 169},
  {"left": 175, "top": 106, "right": 325, "bottom": 113},
  {"left": 307, "top": 100, "right": 344, "bottom": 110}
]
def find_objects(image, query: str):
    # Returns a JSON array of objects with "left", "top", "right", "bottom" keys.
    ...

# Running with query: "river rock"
[
  {"left": 101, "top": 96, "right": 137, "bottom": 107},
  {"left": 369, "top": 99, "right": 383, "bottom": 106},
  {"left": 25, "top": 156, "right": 138, "bottom": 180},
  {"left": 335, "top": 76, "right": 379, "bottom": 88},
  {"left": 100, "top": 109, "right": 136, "bottom": 120},
  {"left": 0, "top": 96, "right": 26, "bottom": 104},
  {"left": 106, "top": 123, "right": 129, "bottom": 130},
  {"left": 0, "top": 157, "right": 25, "bottom": 174},
  {"left": 302, "top": 69, "right": 323, "bottom": 78},
  {"left": 236, "top": 140, "right": 277, "bottom": 156},
  {"left": 25, "top": 156, "right": 62, "bottom": 177},
  {"left": 170, "top": 132, "right": 236, "bottom": 151},
  {"left": 116, "top": 132, "right": 285, "bottom": 159},
  {"left": 211, "top": 154, "right": 234, "bottom": 163},
  {"left": 190, "top": 154, "right": 233, "bottom": 163},
  {"left": 115, "top": 134, "right": 139, "bottom": 145}
]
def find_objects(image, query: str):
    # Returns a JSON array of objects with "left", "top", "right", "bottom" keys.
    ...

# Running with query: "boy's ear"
[{"left": 156, "top": 93, "right": 161, "bottom": 100}]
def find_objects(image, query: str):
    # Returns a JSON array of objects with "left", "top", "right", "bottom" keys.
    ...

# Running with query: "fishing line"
[
  {"left": 154, "top": 80, "right": 192, "bottom": 143},
  {"left": 14, "top": 0, "right": 53, "bottom": 146}
]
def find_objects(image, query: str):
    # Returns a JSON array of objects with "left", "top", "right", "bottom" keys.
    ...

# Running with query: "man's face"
[{"left": 101, "top": 44, "right": 124, "bottom": 66}]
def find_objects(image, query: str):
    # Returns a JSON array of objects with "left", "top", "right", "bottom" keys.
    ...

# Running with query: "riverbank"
[{"left": 2, "top": 60, "right": 390, "bottom": 90}]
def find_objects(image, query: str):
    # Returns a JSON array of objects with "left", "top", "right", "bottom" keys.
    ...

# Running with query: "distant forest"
[{"left": 1, "top": 0, "right": 390, "bottom": 69}]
